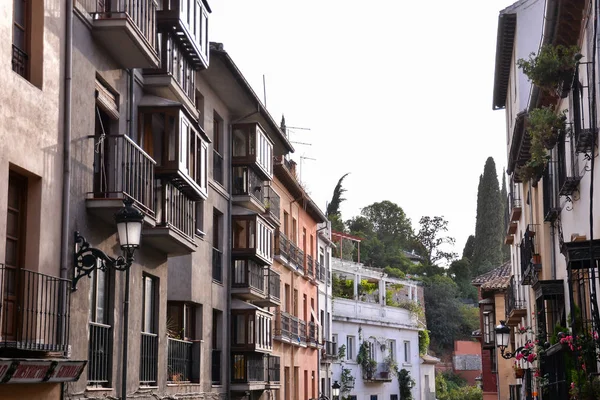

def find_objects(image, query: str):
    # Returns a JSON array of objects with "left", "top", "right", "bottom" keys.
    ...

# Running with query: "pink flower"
[
  {"left": 515, "top": 352, "right": 524, "bottom": 361},
  {"left": 526, "top": 353, "right": 536, "bottom": 363}
]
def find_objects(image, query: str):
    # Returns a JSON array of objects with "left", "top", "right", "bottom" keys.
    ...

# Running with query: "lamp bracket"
[{"left": 72, "top": 231, "right": 131, "bottom": 291}]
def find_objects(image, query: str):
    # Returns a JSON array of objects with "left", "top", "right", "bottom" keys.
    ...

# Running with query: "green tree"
[
  {"left": 462, "top": 235, "right": 475, "bottom": 261},
  {"left": 360, "top": 201, "right": 413, "bottom": 248},
  {"left": 327, "top": 173, "right": 349, "bottom": 231},
  {"left": 472, "top": 157, "right": 504, "bottom": 275},
  {"left": 501, "top": 170, "right": 510, "bottom": 262},
  {"left": 416, "top": 216, "right": 458, "bottom": 267},
  {"left": 423, "top": 276, "right": 463, "bottom": 353},
  {"left": 448, "top": 258, "right": 477, "bottom": 301}
]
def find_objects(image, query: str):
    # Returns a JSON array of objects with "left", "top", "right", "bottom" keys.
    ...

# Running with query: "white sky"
[{"left": 210, "top": 0, "right": 517, "bottom": 254}]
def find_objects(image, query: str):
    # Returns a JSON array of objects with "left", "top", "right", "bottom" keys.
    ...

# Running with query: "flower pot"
[
  {"left": 541, "top": 132, "right": 559, "bottom": 149},
  {"left": 515, "top": 368, "right": 525, "bottom": 379}
]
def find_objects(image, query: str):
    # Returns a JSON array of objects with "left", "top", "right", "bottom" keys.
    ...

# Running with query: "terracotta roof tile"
[{"left": 471, "top": 261, "right": 511, "bottom": 291}]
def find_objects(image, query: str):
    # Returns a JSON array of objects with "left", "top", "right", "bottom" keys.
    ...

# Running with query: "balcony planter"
[
  {"left": 517, "top": 44, "right": 581, "bottom": 96},
  {"left": 527, "top": 106, "right": 567, "bottom": 150}
]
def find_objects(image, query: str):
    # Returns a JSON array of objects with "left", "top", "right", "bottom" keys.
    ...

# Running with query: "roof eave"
[{"left": 492, "top": 13, "right": 517, "bottom": 110}]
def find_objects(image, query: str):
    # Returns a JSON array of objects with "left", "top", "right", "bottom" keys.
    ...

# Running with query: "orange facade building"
[{"left": 272, "top": 156, "right": 327, "bottom": 400}]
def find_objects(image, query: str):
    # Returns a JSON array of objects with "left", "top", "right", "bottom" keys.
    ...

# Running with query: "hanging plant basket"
[
  {"left": 515, "top": 367, "right": 525, "bottom": 379},
  {"left": 517, "top": 44, "right": 581, "bottom": 95}
]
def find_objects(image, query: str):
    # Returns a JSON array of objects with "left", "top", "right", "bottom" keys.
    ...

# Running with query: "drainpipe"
[
  {"left": 121, "top": 68, "right": 135, "bottom": 400},
  {"left": 226, "top": 122, "right": 233, "bottom": 397},
  {"left": 58, "top": 0, "right": 73, "bottom": 351}
]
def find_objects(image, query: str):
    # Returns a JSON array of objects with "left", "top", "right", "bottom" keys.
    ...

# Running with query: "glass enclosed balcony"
[
  {"left": 232, "top": 215, "right": 273, "bottom": 265},
  {"left": 139, "top": 105, "right": 208, "bottom": 200},
  {"left": 232, "top": 123, "right": 273, "bottom": 180}
]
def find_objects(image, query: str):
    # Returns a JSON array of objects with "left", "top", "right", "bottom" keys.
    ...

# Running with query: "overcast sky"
[{"left": 210, "top": 0, "right": 517, "bottom": 255}]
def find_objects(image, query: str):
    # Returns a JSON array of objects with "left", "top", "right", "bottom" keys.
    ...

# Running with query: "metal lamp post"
[
  {"left": 495, "top": 320, "right": 528, "bottom": 359},
  {"left": 72, "top": 197, "right": 144, "bottom": 400}
]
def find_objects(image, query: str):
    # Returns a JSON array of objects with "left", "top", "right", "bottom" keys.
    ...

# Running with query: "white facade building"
[
  {"left": 331, "top": 258, "right": 424, "bottom": 400},
  {"left": 317, "top": 221, "right": 336, "bottom": 399}
]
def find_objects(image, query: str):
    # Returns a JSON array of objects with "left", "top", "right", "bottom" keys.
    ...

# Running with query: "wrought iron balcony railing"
[
  {"left": 520, "top": 225, "right": 540, "bottom": 285},
  {"left": 12, "top": 45, "right": 28, "bottom": 79},
  {"left": 212, "top": 248, "right": 223, "bottom": 283},
  {"left": 299, "top": 319, "right": 307, "bottom": 344},
  {"left": 505, "top": 275, "right": 526, "bottom": 318},
  {"left": 266, "top": 355, "right": 281, "bottom": 384},
  {"left": 232, "top": 259, "right": 265, "bottom": 293},
  {"left": 306, "top": 255, "right": 314, "bottom": 278},
  {"left": 156, "top": 180, "right": 195, "bottom": 240},
  {"left": 0, "top": 266, "right": 71, "bottom": 354},
  {"left": 275, "top": 311, "right": 291, "bottom": 340},
  {"left": 211, "top": 349, "right": 222, "bottom": 384},
  {"left": 322, "top": 340, "right": 337, "bottom": 360},
  {"left": 213, "top": 150, "right": 224, "bottom": 185},
  {"left": 140, "top": 332, "right": 158, "bottom": 385},
  {"left": 231, "top": 353, "right": 265, "bottom": 383},
  {"left": 88, "top": 322, "right": 111, "bottom": 386},
  {"left": 308, "top": 321, "right": 318, "bottom": 345},
  {"left": 267, "top": 268, "right": 281, "bottom": 302},
  {"left": 91, "top": 134, "right": 156, "bottom": 217},
  {"left": 167, "top": 337, "right": 193, "bottom": 382}
]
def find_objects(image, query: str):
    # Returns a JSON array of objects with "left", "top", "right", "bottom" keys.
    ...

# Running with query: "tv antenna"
[{"left": 299, "top": 156, "right": 316, "bottom": 181}]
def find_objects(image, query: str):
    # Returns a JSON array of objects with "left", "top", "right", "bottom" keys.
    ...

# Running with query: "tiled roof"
[{"left": 471, "top": 261, "right": 511, "bottom": 291}]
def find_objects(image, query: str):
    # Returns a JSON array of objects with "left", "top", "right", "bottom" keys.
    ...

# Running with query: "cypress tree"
[
  {"left": 501, "top": 171, "right": 510, "bottom": 261},
  {"left": 472, "top": 157, "right": 504, "bottom": 275}
]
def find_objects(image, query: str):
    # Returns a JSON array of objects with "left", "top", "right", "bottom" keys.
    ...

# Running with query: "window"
[
  {"left": 348, "top": 396, "right": 357, "bottom": 400},
  {"left": 390, "top": 395, "right": 399, "bottom": 400},
  {"left": 347, "top": 336, "right": 355, "bottom": 360},
  {"left": 140, "top": 275, "right": 158, "bottom": 385},
  {"left": 371, "top": 396, "right": 378, "bottom": 400},
  {"left": 332, "top": 334, "right": 338, "bottom": 346},
  {"left": 212, "top": 210, "right": 223, "bottom": 282},
  {"left": 167, "top": 302, "right": 197, "bottom": 341},
  {"left": 403, "top": 341, "right": 411, "bottom": 364},
  {"left": 195, "top": 90, "right": 205, "bottom": 127},
  {"left": 483, "top": 309, "right": 495, "bottom": 344},
  {"left": 12, "top": 0, "right": 29, "bottom": 79},
  {"left": 490, "top": 348, "right": 497, "bottom": 373},
  {"left": 167, "top": 302, "right": 199, "bottom": 383},
  {"left": 389, "top": 340, "right": 396, "bottom": 361},
  {"left": 292, "top": 218, "right": 297, "bottom": 243},
  {"left": 87, "top": 257, "right": 112, "bottom": 385},
  {"left": 232, "top": 215, "right": 273, "bottom": 262},
  {"left": 283, "top": 212, "right": 289, "bottom": 236}
]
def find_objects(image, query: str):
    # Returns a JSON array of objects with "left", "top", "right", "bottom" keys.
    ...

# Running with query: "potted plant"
[
  {"left": 517, "top": 44, "right": 581, "bottom": 98},
  {"left": 357, "top": 341, "right": 377, "bottom": 379},
  {"left": 381, "top": 355, "right": 397, "bottom": 379},
  {"left": 528, "top": 106, "right": 568, "bottom": 149}
]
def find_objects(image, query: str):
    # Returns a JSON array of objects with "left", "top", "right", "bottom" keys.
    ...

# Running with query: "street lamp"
[
  {"left": 495, "top": 320, "right": 526, "bottom": 359},
  {"left": 332, "top": 380, "right": 340, "bottom": 400},
  {"left": 72, "top": 197, "right": 144, "bottom": 400},
  {"left": 72, "top": 197, "right": 144, "bottom": 290}
]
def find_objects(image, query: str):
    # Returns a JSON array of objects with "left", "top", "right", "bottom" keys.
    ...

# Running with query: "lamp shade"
[
  {"left": 332, "top": 380, "right": 340, "bottom": 396},
  {"left": 495, "top": 320, "right": 511, "bottom": 349},
  {"left": 115, "top": 197, "right": 144, "bottom": 249}
]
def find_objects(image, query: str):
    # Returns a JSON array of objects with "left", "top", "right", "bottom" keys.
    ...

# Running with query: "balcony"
[
  {"left": 211, "top": 349, "right": 221, "bottom": 384},
  {"left": 232, "top": 215, "right": 273, "bottom": 265},
  {"left": 156, "top": 0, "right": 210, "bottom": 69},
  {"left": 505, "top": 276, "right": 527, "bottom": 325},
  {"left": 87, "top": 134, "right": 156, "bottom": 226},
  {"left": 262, "top": 185, "right": 280, "bottom": 227},
  {"left": 306, "top": 255, "right": 314, "bottom": 279},
  {"left": 321, "top": 340, "right": 337, "bottom": 363},
  {"left": 543, "top": 161, "right": 560, "bottom": 222},
  {"left": 520, "top": 225, "right": 541, "bottom": 285},
  {"left": 144, "top": 34, "right": 198, "bottom": 117},
  {"left": 0, "top": 266, "right": 71, "bottom": 355},
  {"left": 275, "top": 233, "right": 305, "bottom": 274},
  {"left": 88, "top": 322, "right": 111, "bottom": 386},
  {"left": 232, "top": 259, "right": 266, "bottom": 301},
  {"left": 212, "top": 248, "right": 223, "bottom": 283},
  {"left": 308, "top": 321, "right": 318, "bottom": 348},
  {"left": 231, "top": 300, "right": 273, "bottom": 353},
  {"left": 232, "top": 123, "right": 273, "bottom": 180},
  {"left": 140, "top": 332, "right": 158, "bottom": 385},
  {"left": 509, "top": 192, "right": 522, "bottom": 221},
  {"left": 143, "top": 180, "right": 196, "bottom": 255},
  {"left": 88, "top": 0, "right": 159, "bottom": 68},
  {"left": 232, "top": 166, "right": 266, "bottom": 213},
  {"left": 363, "top": 363, "right": 393, "bottom": 383},
  {"left": 299, "top": 319, "right": 307, "bottom": 346},
  {"left": 138, "top": 105, "right": 209, "bottom": 201},
  {"left": 231, "top": 353, "right": 280, "bottom": 391},
  {"left": 255, "top": 268, "right": 281, "bottom": 308},
  {"left": 274, "top": 311, "right": 291, "bottom": 343},
  {"left": 167, "top": 337, "right": 194, "bottom": 383}
]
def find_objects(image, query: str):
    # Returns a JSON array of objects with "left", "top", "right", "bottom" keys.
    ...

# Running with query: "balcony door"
[{"left": 3, "top": 172, "right": 27, "bottom": 341}]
